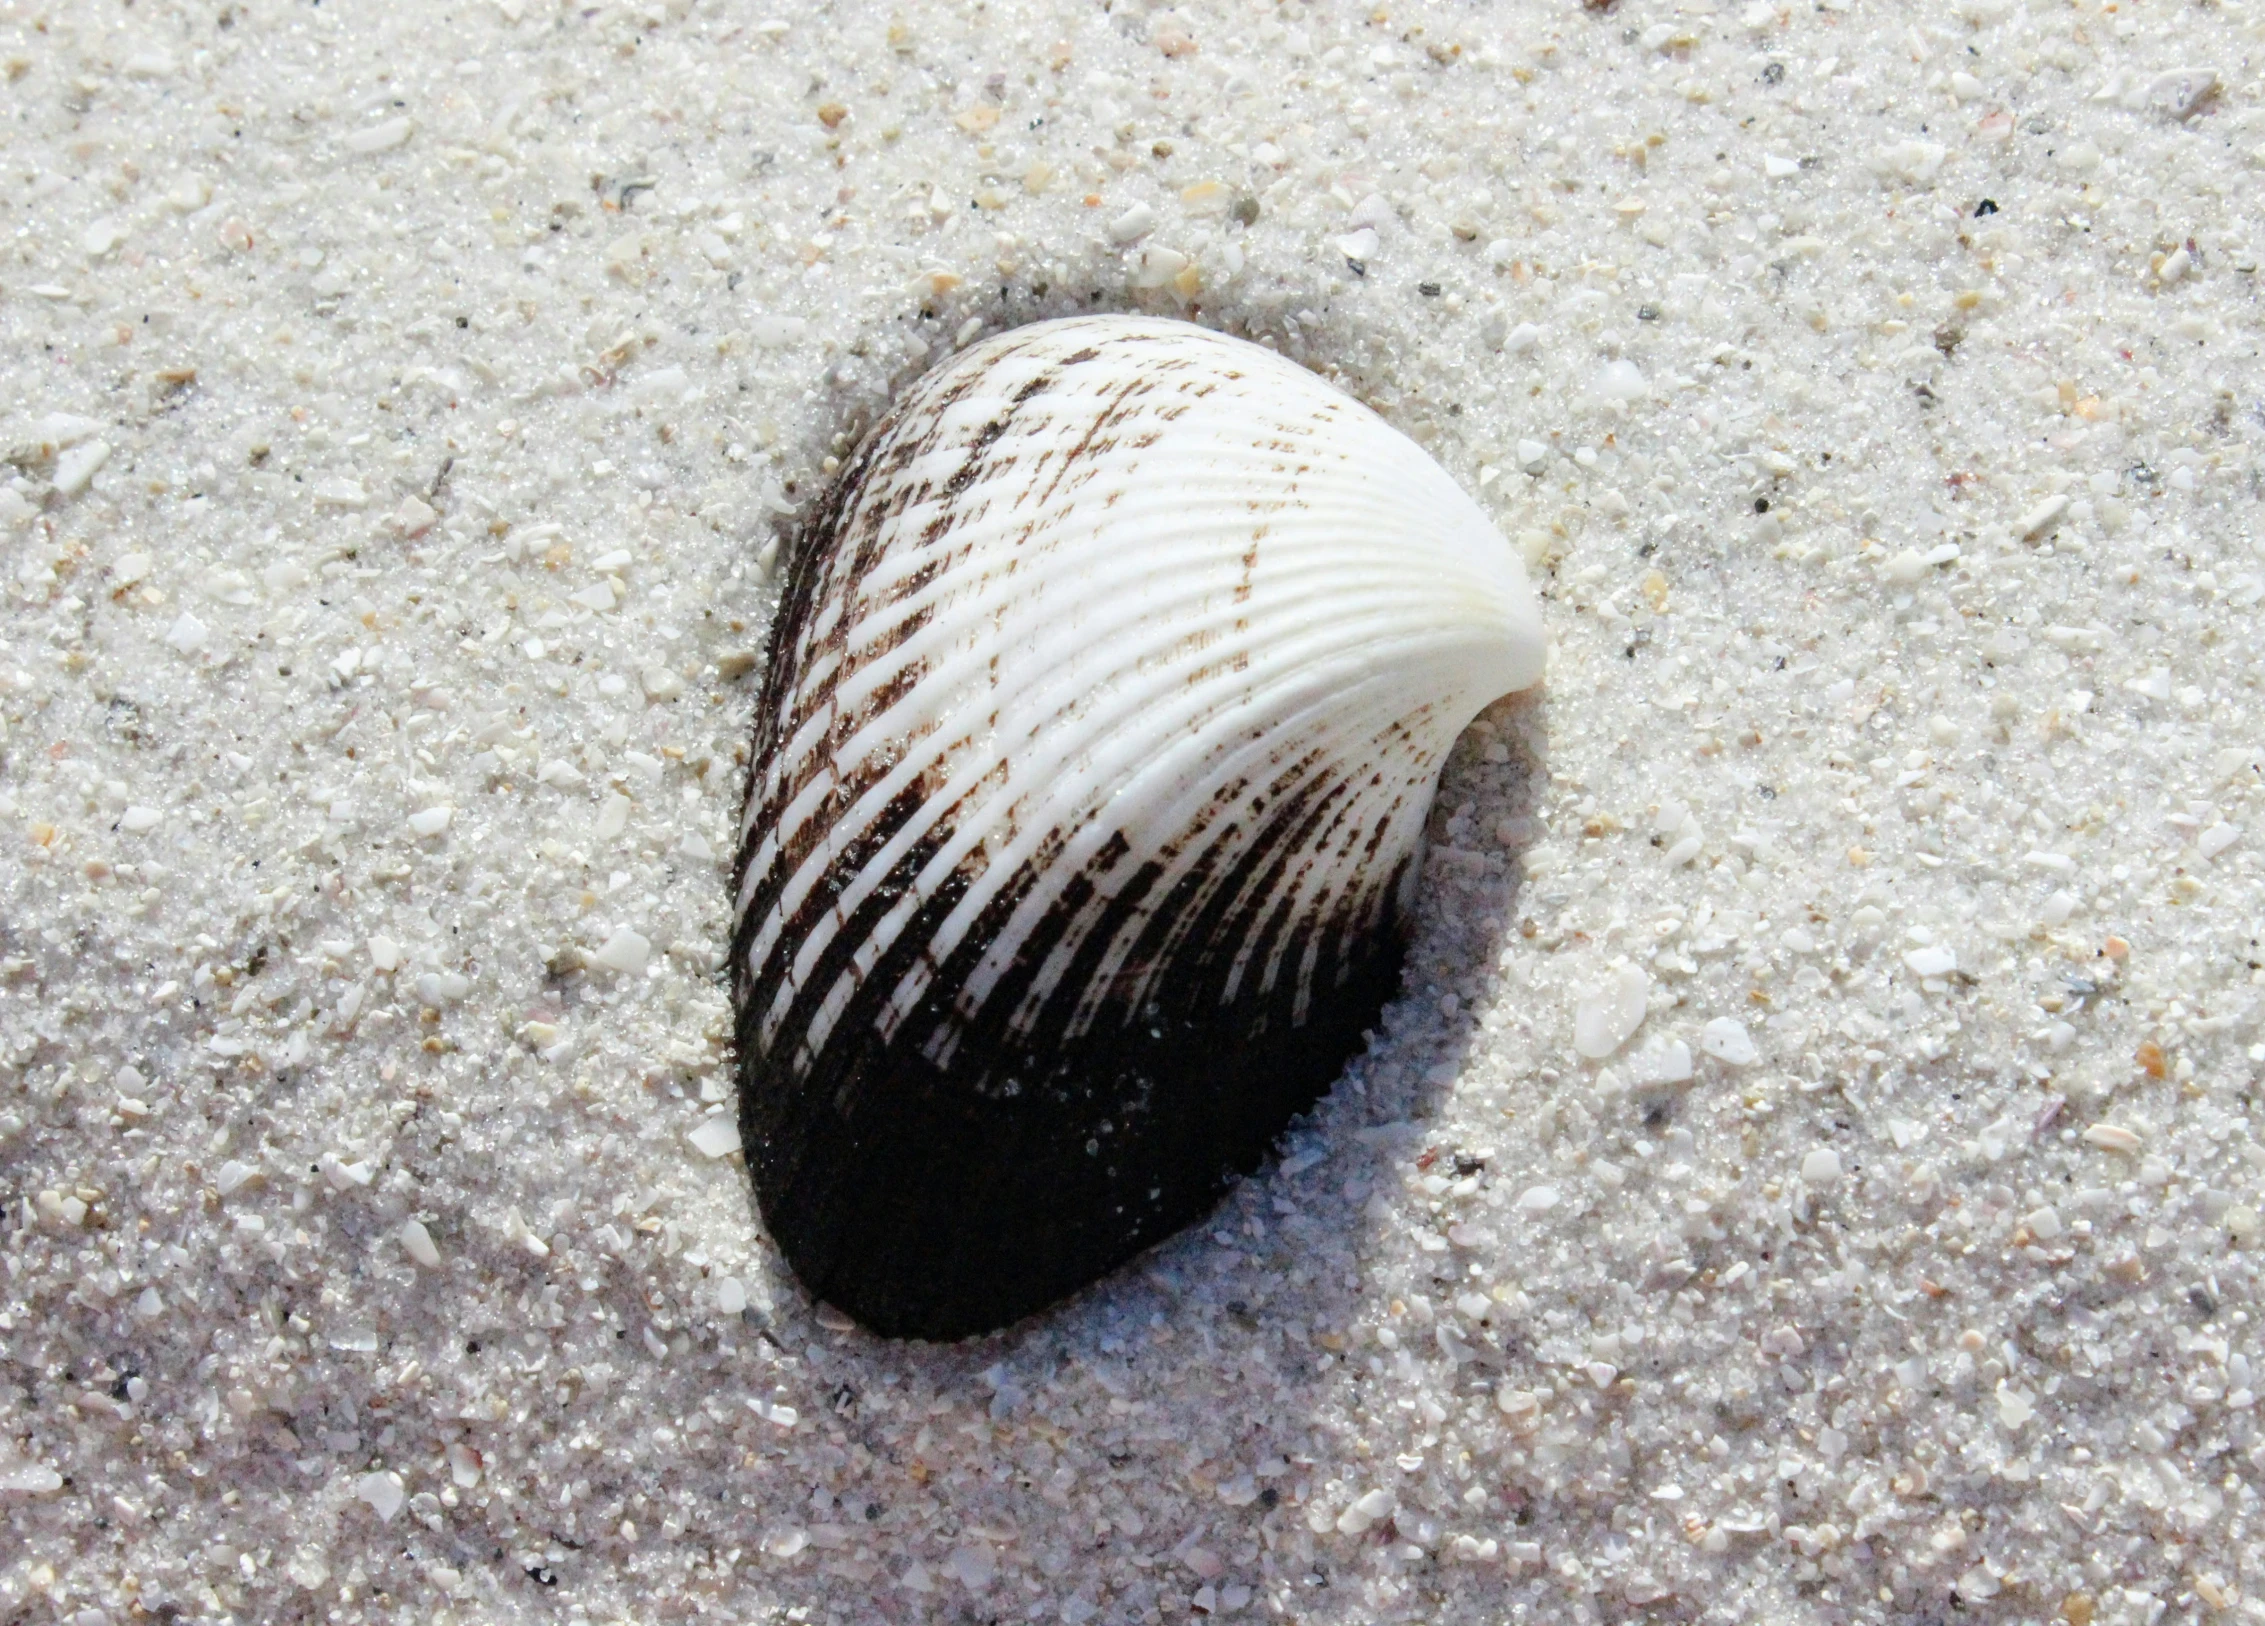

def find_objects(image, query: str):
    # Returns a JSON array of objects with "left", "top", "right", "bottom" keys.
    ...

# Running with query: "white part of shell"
[{"left": 738, "top": 318, "right": 1542, "bottom": 1067}]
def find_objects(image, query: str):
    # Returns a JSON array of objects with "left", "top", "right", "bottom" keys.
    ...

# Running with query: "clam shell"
[{"left": 734, "top": 315, "right": 1543, "bottom": 1338}]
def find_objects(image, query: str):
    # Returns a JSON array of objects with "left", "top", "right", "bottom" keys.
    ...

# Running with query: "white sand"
[{"left": 3, "top": 0, "right": 2263, "bottom": 1621}]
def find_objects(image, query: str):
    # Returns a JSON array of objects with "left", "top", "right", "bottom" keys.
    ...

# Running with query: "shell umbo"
[{"left": 733, "top": 316, "right": 1543, "bottom": 1339}]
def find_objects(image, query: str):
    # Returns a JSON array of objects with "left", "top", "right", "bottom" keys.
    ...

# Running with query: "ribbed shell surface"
[{"left": 733, "top": 315, "right": 1543, "bottom": 1338}]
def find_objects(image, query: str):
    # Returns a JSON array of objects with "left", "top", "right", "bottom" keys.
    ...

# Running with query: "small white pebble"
[
  {"left": 1336, "top": 226, "right": 1380, "bottom": 263},
  {"left": 344, "top": 116, "right": 414, "bottom": 154},
  {"left": 591, "top": 928, "right": 651, "bottom": 975},
  {"left": 368, "top": 935, "right": 400, "bottom": 972},
  {"left": 390, "top": 495, "right": 437, "bottom": 537},
  {"left": 406, "top": 805, "right": 452, "bottom": 838},
  {"left": 165, "top": 614, "right": 208, "bottom": 655},
  {"left": 1880, "top": 548, "right": 1928, "bottom": 585},
  {"left": 2124, "top": 668, "right": 2173, "bottom": 703},
  {"left": 2196, "top": 823, "right": 2240, "bottom": 861},
  {"left": 400, "top": 1219, "right": 441, "bottom": 1268},
  {"left": 1515, "top": 1185, "right": 1559, "bottom": 1213},
  {"left": 2017, "top": 495, "right": 2069, "bottom": 540},
  {"left": 118, "top": 806, "right": 161, "bottom": 834},
  {"left": 1572, "top": 964, "right": 1650, "bottom": 1059},
  {"left": 53, "top": 439, "right": 112, "bottom": 497},
  {"left": 2142, "top": 66, "right": 2218, "bottom": 119},
  {"left": 717, "top": 1276, "right": 749, "bottom": 1315},
  {"left": 30, "top": 411, "right": 101, "bottom": 448},
  {"left": 0, "top": 1458, "right": 64, "bottom": 1497},
  {"left": 1949, "top": 1565, "right": 1998, "bottom": 1602},
  {"left": 355, "top": 1471, "right": 406, "bottom": 1522},
  {"left": 1109, "top": 204, "right": 1158, "bottom": 244},
  {"left": 946, "top": 1545, "right": 997, "bottom": 1589},
  {"left": 688, "top": 1116, "right": 743, "bottom": 1159},
  {"left": 1699, "top": 1018, "right": 1758, "bottom": 1067},
  {"left": 1801, "top": 1149, "right": 1841, "bottom": 1186},
  {"left": 1903, "top": 945, "right": 1957, "bottom": 978},
  {"left": 319, "top": 1152, "right": 374, "bottom": 1191},
  {"left": 507, "top": 1207, "right": 551, "bottom": 1257},
  {"left": 414, "top": 970, "right": 466, "bottom": 1004},
  {"left": 1594, "top": 359, "right": 1648, "bottom": 403},
  {"left": 748, "top": 1397, "right": 799, "bottom": 1429},
  {"left": 2083, "top": 1123, "right": 2143, "bottom": 1154},
  {"left": 1336, "top": 1487, "right": 1396, "bottom": 1535},
  {"left": 1642, "top": 1041, "right": 1694, "bottom": 1084},
  {"left": 641, "top": 666, "right": 685, "bottom": 702},
  {"left": 751, "top": 314, "right": 808, "bottom": 348}
]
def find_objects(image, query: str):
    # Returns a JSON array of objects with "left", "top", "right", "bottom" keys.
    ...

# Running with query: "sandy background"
[{"left": 3, "top": 0, "right": 2263, "bottom": 1621}]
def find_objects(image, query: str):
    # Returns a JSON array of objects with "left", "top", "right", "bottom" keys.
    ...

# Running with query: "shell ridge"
[
  {"left": 744, "top": 741, "right": 1011, "bottom": 1015},
  {"left": 912, "top": 657, "right": 1461, "bottom": 1030},
  {"left": 1066, "top": 740, "right": 1370, "bottom": 1036},
  {"left": 1218, "top": 759, "right": 1417, "bottom": 1008},
  {"left": 750, "top": 752, "right": 1013, "bottom": 1050}
]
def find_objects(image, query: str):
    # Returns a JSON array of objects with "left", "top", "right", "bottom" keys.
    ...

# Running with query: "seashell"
[{"left": 733, "top": 315, "right": 1543, "bottom": 1339}]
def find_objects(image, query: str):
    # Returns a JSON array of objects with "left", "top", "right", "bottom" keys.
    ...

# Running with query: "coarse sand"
[{"left": 2, "top": 0, "right": 2263, "bottom": 1622}]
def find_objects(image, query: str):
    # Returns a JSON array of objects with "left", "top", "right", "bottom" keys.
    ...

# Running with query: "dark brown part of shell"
[{"left": 730, "top": 847, "right": 1409, "bottom": 1341}]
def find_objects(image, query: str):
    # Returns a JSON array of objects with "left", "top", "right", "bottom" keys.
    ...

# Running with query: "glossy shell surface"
[{"left": 733, "top": 315, "right": 1543, "bottom": 1338}]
